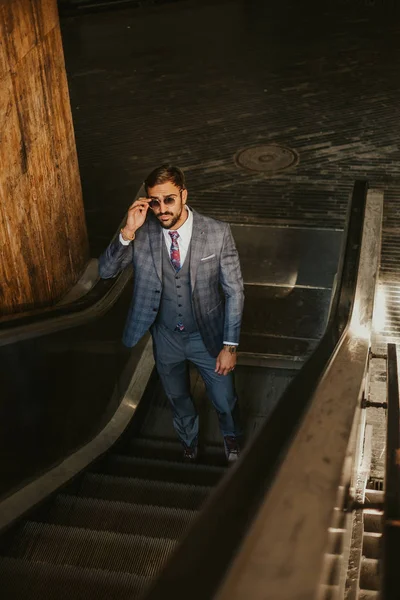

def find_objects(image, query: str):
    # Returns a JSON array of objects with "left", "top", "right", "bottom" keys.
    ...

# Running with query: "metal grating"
[{"left": 234, "top": 145, "right": 299, "bottom": 174}]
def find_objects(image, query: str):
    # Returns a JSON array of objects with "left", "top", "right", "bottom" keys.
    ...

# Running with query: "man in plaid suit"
[{"left": 99, "top": 165, "right": 244, "bottom": 462}]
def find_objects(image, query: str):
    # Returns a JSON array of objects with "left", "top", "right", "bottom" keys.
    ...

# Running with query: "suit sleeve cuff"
[{"left": 119, "top": 233, "right": 131, "bottom": 246}]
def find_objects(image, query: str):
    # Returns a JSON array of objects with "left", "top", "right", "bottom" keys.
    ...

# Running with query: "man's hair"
[{"left": 144, "top": 164, "right": 186, "bottom": 194}]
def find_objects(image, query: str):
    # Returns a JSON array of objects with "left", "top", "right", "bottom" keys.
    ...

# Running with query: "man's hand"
[
  {"left": 122, "top": 197, "right": 150, "bottom": 238},
  {"left": 215, "top": 348, "right": 237, "bottom": 376}
]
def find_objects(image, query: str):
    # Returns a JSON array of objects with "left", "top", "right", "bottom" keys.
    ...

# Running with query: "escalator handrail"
[
  {"left": 144, "top": 180, "right": 371, "bottom": 600},
  {"left": 0, "top": 187, "right": 145, "bottom": 347},
  {"left": 217, "top": 186, "right": 383, "bottom": 600},
  {"left": 0, "top": 269, "right": 131, "bottom": 347}
]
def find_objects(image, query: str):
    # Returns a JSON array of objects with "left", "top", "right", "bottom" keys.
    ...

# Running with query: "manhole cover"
[{"left": 235, "top": 144, "right": 299, "bottom": 173}]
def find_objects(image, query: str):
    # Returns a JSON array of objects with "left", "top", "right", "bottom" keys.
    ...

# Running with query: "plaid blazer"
[{"left": 99, "top": 208, "right": 244, "bottom": 357}]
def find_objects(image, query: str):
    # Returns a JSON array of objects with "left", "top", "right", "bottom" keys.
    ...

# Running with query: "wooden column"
[{"left": 0, "top": 0, "right": 89, "bottom": 316}]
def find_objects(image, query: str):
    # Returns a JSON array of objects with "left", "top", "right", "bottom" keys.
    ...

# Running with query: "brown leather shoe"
[
  {"left": 182, "top": 443, "right": 198, "bottom": 462},
  {"left": 224, "top": 436, "right": 240, "bottom": 462}
]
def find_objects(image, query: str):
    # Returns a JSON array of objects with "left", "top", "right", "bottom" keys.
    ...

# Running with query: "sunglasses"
[
  {"left": 148, "top": 191, "right": 182, "bottom": 211},
  {"left": 149, "top": 197, "right": 176, "bottom": 210}
]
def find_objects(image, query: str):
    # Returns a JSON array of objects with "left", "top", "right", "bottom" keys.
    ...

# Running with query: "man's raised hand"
[{"left": 122, "top": 198, "right": 150, "bottom": 238}]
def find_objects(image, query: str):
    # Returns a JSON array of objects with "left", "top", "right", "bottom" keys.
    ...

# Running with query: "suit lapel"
[
  {"left": 190, "top": 210, "right": 207, "bottom": 293},
  {"left": 148, "top": 216, "right": 163, "bottom": 283}
]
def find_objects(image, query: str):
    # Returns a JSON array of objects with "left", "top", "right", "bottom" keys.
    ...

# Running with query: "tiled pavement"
[{"left": 60, "top": 0, "right": 400, "bottom": 475}]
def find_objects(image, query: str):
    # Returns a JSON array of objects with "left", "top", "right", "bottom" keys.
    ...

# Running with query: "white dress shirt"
[{"left": 119, "top": 206, "right": 237, "bottom": 346}]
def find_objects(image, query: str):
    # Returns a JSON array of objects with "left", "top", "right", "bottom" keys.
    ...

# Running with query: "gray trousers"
[{"left": 151, "top": 324, "right": 241, "bottom": 447}]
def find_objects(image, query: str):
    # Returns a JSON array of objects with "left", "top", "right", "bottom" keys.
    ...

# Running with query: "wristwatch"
[{"left": 223, "top": 344, "right": 237, "bottom": 354}]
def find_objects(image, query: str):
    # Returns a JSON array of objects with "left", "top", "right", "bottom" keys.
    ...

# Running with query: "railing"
[
  {"left": 215, "top": 187, "right": 383, "bottom": 600},
  {"left": 0, "top": 187, "right": 145, "bottom": 347},
  {"left": 383, "top": 343, "right": 400, "bottom": 600},
  {"left": 144, "top": 181, "right": 381, "bottom": 600}
]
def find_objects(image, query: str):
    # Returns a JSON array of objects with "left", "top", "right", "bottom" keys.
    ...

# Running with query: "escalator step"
[
  {"left": 93, "top": 454, "right": 225, "bottom": 486},
  {"left": 1, "top": 522, "right": 176, "bottom": 577},
  {"left": 34, "top": 494, "right": 197, "bottom": 539},
  {"left": 67, "top": 472, "right": 211, "bottom": 510},
  {"left": 127, "top": 437, "right": 226, "bottom": 465},
  {"left": 0, "top": 556, "right": 150, "bottom": 600}
]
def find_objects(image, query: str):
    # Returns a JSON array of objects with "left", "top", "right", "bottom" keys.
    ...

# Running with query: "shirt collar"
[{"left": 163, "top": 205, "right": 192, "bottom": 240}]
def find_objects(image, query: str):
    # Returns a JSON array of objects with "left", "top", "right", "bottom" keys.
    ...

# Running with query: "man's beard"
[{"left": 158, "top": 207, "right": 182, "bottom": 229}]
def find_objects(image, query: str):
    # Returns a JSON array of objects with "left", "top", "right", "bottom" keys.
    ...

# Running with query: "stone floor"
[{"left": 60, "top": 0, "right": 400, "bottom": 243}]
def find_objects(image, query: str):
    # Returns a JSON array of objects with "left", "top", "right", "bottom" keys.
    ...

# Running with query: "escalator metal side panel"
[
  {"left": 215, "top": 189, "right": 383, "bottom": 600},
  {"left": 0, "top": 263, "right": 132, "bottom": 348},
  {"left": 0, "top": 337, "right": 154, "bottom": 533}
]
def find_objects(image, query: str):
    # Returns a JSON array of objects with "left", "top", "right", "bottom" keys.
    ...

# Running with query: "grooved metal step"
[
  {"left": 1, "top": 522, "right": 176, "bottom": 577},
  {"left": 363, "top": 510, "right": 383, "bottom": 533},
  {"left": 360, "top": 557, "right": 380, "bottom": 591},
  {"left": 319, "top": 584, "right": 339, "bottom": 600},
  {"left": 359, "top": 591, "right": 380, "bottom": 599},
  {"left": 0, "top": 556, "right": 150, "bottom": 600},
  {"left": 33, "top": 494, "right": 197, "bottom": 539},
  {"left": 128, "top": 437, "right": 226, "bottom": 465},
  {"left": 94, "top": 454, "right": 225, "bottom": 486},
  {"left": 359, "top": 501, "right": 383, "bottom": 597},
  {"left": 327, "top": 528, "right": 345, "bottom": 554},
  {"left": 331, "top": 507, "right": 346, "bottom": 529},
  {"left": 365, "top": 490, "right": 384, "bottom": 505},
  {"left": 362, "top": 532, "right": 382, "bottom": 559},
  {"left": 67, "top": 472, "right": 211, "bottom": 510},
  {"left": 321, "top": 553, "right": 343, "bottom": 587}
]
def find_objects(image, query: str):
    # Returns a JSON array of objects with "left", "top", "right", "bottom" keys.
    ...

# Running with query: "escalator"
[
  {"left": 0, "top": 355, "right": 296, "bottom": 599},
  {"left": 0, "top": 371, "right": 227, "bottom": 599},
  {"left": 0, "top": 182, "right": 369, "bottom": 600}
]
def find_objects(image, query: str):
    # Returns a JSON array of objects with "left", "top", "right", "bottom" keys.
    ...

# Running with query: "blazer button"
[
  {"left": 155, "top": 290, "right": 160, "bottom": 293},
  {"left": 178, "top": 304, "right": 182, "bottom": 307},
  {"left": 153, "top": 308, "right": 157, "bottom": 312}
]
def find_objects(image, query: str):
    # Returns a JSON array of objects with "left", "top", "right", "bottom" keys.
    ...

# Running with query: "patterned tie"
[
  {"left": 169, "top": 231, "right": 184, "bottom": 331},
  {"left": 169, "top": 231, "right": 181, "bottom": 271}
]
